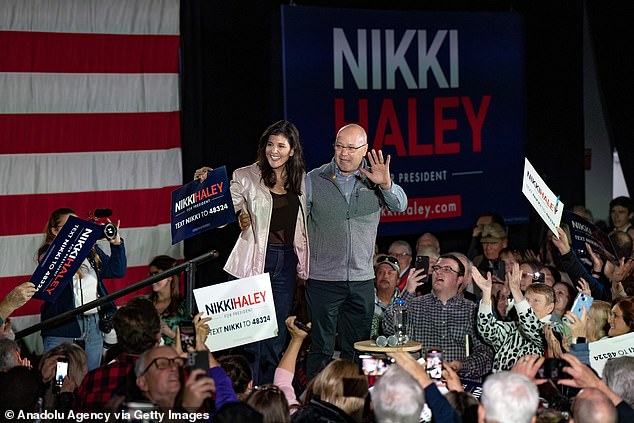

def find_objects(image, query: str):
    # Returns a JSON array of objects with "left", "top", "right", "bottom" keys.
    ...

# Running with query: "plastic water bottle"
[{"left": 393, "top": 299, "right": 409, "bottom": 345}]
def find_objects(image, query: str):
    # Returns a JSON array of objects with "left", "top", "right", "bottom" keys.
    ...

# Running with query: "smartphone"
[
  {"left": 537, "top": 358, "right": 571, "bottom": 381},
  {"left": 415, "top": 255, "right": 429, "bottom": 272},
  {"left": 55, "top": 358, "right": 69, "bottom": 392},
  {"left": 359, "top": 355, "right": 393, "bottom": 376},
  {"left": 571, "top": 292, "right": 593, "bottom": 320},
  {"left": 187, "top": 351, "right": 210, "bottom": 379},
  {"left": 179, "top": 321, "right": 196, "bottom": 352},
  {"left": 425, "top": 349, "right": 443, "bottom": 380},
  {"left": 294, "top": 319, "right": 311, "bottom": 333}
]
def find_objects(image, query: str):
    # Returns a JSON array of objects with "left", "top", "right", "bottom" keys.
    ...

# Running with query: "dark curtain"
[{"left": 586, "top": 1, "right": 634, "bottom": 196}]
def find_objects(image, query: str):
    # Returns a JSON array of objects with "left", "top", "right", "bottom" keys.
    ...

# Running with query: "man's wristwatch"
[{"left": 571, "top": 337, "right": 587, "bottom": 344}]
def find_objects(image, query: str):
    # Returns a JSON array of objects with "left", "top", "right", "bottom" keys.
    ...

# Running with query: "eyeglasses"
[
  {"left": 140, "top": 356, "right": 186, "bottom": 376},
  {"left": 389, "top": 252, "right": 411, "bottom": 258},
  {"left": 431, "top": 265, "right": 460, "bottom": 275},
  {"left": 148, "top": 270, "right": 163, "bottom": 277},
  {"left": 334, "top": 143, "right": 367, "bottom": 152}
]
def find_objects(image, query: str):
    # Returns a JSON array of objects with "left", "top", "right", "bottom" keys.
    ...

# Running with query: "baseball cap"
[
  {"left": 375, "top": 255, "right": 400, "bottom": 273},
  {"left": 480, "top": 223, "right": 507, "bottom": 243}
]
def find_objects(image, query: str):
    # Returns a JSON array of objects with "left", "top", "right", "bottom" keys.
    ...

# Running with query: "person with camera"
[
  {"left": 473, "top": 262, "right": 563, "bottom": 372},
  {"left": 194, "top": 120, "right": 309, "bottom": 386},
  {"left": 38, "top": 207, "right": 126, "bottom": 371}
]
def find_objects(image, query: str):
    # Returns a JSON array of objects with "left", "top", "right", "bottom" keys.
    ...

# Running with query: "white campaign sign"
[
  {"left": 193, "top": 273, "right": 278, "bottom": 352},
  {"left": 521, "top": 158, "right": 564, "bottom": 238},
  {"left": 588, "top": 332, "right": 634, "bottom": 377}
]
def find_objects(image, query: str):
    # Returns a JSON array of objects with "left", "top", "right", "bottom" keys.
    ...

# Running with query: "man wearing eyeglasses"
[
  {"left": 134, "top": 345, "right": 216, "bottom": 412},
  {"left": 388, "top": 240, "right": 413, "bottom": 290},
  {"left": 305, "top": 124, "right": 407, "bottom": 380},
  {"left": 383, "top": 254, "right": 494, "bottom": 382}
]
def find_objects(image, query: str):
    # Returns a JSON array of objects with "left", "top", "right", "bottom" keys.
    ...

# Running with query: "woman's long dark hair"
[
  {"left": 256, "top": 120, "right": 305, "bottom": 195},
  {"left": 147, "top": 255, "right": 181, "bottom": 317}
]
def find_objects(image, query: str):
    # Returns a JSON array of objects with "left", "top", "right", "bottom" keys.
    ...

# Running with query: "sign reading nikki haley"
[
  {"left": 282, "top": 6, "right": 528, "bottom": 235},
  {"left": 33, "top": 215, "right": 104, "bottom": 302},
  {"left": 171, "top": 166, "right": 236, "bottom": 244}
]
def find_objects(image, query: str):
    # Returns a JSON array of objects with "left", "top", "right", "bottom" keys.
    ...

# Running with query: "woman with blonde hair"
[{"left": 292, "top": 359, "right": 368, "bottom": 423}]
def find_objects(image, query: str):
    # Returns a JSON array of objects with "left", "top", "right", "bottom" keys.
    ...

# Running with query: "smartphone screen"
[
  {"left": 359, "top": 355, "right": 393, "bottom": 387},
  {"left": 537, "top": 358, "right": 571, "bottom": 381},
  {"left": 55, "top": 360, "right": 69, "bottom": 389},
  {"left": 426, "top": 349, "right": 443, "bottom": 380},
  {"left": 179, "top": 321, "right": 196, "bottom": 352}
]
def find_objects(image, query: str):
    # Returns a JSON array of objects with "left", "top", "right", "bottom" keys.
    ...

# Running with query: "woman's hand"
[
  {"left": 194, "top": 311, "right": 212, "bottom": 352},
  {"left": 563, "top": 308, "right": 587, "bottom": 338},
  {"left": 551, "top": 227, "right": 571, "bottom": 255},
  {"left": 471, "top": 267, "right": 492, "bottom": 304},
  {"left": 107, "top": 219, "right": 122, "bottom": 245},
  {"left": 160, "top": 321, "right": 176, "bottom": 340},
  {"left": 194, "top": 166, "right": 213, "bottom": 182},
  {"left": 577, "top": 278, "right": 592, "bottom": 297},
  {"left": 238, "top": 210, "right": 251, "bottom": 231}
]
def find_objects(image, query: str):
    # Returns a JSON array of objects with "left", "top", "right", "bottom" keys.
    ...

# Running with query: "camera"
[
  {"left": 531, "top": 272, "right": 546, "bottom": 283},
  {"left": 88, "top": 208, "right": 118, "bottom": 241}
]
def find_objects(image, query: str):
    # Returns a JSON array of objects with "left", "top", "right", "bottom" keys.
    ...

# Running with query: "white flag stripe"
[
  {"left": 0, "top": 224, "right": 183, "bottom": 277},
  {"left": 0, "top": 73, "right": 179, "bottom": 114},
  {"left": 0, "top": 148, "right": 182, "bottom": 195},
  {"left": 0, "top": 0, "right": 179, "bottom": 35}
]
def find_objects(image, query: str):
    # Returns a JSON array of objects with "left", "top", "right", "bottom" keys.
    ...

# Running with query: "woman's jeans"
[
  {"left": 244, "top": 243, "right": 298, "bottom": 386},
  {"left": 43, "top": 313, "right": 103, "bottom": 371}
]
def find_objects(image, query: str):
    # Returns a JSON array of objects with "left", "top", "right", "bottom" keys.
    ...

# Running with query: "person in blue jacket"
[{"left": 39, "top": 207, "right": 126, "bottom": 370}]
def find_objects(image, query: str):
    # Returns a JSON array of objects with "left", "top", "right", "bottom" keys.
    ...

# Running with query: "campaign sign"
[
  {"left": 171, "top": 166, "right": 236, "bottom": 244},
  {"left": 588, "top": 332, "right": 634, "bottom": 377},
  {"left": 32, "top": 216, "right": 104, "bottom": 302},
  {"left": 282, "top": 6, "right": 528, "bottom": 235},
  {"left": 522, "top": 158, "right": 563, "bottom": 237},
  {"left": 562, "top": 210, "right": 617, "bottom": 264},
  {"left": 193, "top": 273, "right": 277, "bottom": 352}
]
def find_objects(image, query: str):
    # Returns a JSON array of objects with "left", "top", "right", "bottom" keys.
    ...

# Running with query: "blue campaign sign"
[
  {"left": 32, "top": 215, "right": 104, "bottom": 302},
  {"left": 171, "top": 166, "right": 236, "bottom": 244},
  {"left": 563, "top": 211, "right": 617, "bottom": 264},
  {"left": 282, "top": 6, "right": 528, "bottom": 235}
]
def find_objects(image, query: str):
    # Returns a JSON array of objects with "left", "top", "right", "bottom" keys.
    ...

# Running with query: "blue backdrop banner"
[{"left": 282, "top": 5, "right": 528, "bottom": 235}]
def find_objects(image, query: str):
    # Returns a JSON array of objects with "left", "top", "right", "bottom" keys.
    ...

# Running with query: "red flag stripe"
[
  {"left": 0, "top": 187, "right": 178, "bottom": 237},
  {"left": 0, "top": 31, "right": 179, "bottom": 73},
  {"left": 0, "top": 112, "right": 180, "bottom": 154}
]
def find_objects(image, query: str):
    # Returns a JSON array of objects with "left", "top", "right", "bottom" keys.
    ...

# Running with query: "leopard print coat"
[{"left": 477, "top": 300, "right": 563, "bottom": 372}]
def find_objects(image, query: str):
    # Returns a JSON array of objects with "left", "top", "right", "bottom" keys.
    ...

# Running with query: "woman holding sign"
[
  {"left": 38, "top": 208, "right": 126, "bottom": 371},
  {"left": 194, "top": 120, "right": 309, "bottom": 385}
]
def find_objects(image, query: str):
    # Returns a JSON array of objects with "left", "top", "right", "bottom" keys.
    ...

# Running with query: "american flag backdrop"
[{"left": 0, "top": 0, "right": 183, "bottom": 350}]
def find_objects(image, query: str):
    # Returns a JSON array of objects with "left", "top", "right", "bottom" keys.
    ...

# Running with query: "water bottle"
[{"left": 393, "top": 299, "right": 409, "bottom": 345}]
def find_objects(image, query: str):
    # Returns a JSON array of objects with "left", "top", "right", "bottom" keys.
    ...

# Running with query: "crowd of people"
[{"left": 1, "top": 120, "right": 634, "bottom": 423}]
